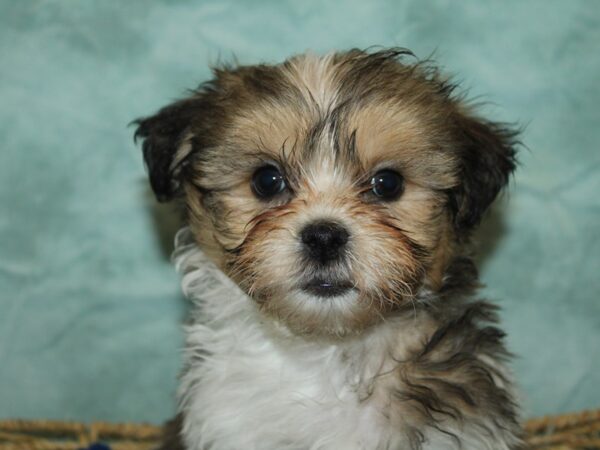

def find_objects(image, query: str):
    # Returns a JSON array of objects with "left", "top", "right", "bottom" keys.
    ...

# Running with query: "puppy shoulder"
[{"left": 388, "top": 300, "right": 522, "bottom": 449}]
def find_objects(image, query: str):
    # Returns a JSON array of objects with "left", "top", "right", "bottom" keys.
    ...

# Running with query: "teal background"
[{"left": 1, "top": 1, "right": 599, "bottom": 423}]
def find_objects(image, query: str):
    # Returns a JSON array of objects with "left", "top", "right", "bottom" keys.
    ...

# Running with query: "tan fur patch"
[{"left": 159, "top": 50, "right": 516, "bottom": 336}]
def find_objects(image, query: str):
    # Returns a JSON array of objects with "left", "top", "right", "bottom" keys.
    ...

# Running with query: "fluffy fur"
[{"left": 134, "top": 48, "right": 523, "bottom": 449}]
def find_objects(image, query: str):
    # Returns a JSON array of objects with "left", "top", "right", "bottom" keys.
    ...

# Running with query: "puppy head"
[{"left": 134, "top": 49, "right": 517, "bottom": 336}]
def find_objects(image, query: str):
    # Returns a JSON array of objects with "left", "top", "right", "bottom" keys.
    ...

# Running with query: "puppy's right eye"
[{"left": 252, "top": 165, "right": 286, "bottom": 199}]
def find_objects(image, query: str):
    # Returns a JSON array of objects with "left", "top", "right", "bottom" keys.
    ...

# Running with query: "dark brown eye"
[
  {"left": 370, "top": 170, "right": 404, "bottom": 200},
  {"left": 252, "top": 165, "right": 286, "bottom": 199}
]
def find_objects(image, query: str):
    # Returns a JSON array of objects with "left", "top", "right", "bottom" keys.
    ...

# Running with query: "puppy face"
[{"left": 135, "top": 49, "right": 517, "bottom": 336}]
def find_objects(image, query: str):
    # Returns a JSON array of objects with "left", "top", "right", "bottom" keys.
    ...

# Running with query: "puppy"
[{"left": 134, "top": 48, "right": 523, "bottom": 450}]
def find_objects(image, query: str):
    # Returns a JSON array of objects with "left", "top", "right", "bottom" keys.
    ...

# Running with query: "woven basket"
[{"left": 1, "top": 410, "right": 599, "bottom": 450}]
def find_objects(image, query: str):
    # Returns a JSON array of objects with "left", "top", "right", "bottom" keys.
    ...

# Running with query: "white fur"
[
  {"left": 172, "top": 227, "right": 520, "bottom": 450},
  {"left": 282, "top": 52, "right": 340, "bottom": 113}
]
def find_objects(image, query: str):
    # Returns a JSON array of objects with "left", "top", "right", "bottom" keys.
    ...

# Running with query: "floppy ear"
[
  {"left": 133, "top": 98, "right": 202, "bottom": 202},
  {"left": 449, "top": 113, "right": 519, "bottom": 233}
]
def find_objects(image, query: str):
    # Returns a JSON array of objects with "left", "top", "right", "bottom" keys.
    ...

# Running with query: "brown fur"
[{"left": 134, "top": 48, "right": 521, "bottom": 449}]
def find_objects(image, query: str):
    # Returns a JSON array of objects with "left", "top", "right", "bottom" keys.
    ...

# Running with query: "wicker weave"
[{"left": 1, "top": 410, "right": 599, "bottom": 450}]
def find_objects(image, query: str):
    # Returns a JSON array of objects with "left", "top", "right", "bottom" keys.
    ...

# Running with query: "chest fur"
[
  {"left": 173, "top": 237, "right": 521, "bottom": 450},
  {"left": 180, "top": 297, "right": 409, "bottom": 450}
]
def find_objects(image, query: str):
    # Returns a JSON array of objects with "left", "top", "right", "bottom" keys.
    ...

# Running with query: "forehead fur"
[{"left": 192, "top": 50, "right": 461, "bottom": 193}]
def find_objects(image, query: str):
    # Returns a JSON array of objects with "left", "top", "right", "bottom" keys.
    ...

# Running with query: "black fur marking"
[
  {"left": 449, "top": 118, "right": 520, "bottom": 233},
  {"left": 392, "top": 280, "right": 521, "bottom": 449},
  {"left": 133, "top": 98, "right": 205, "bottom": 202}
]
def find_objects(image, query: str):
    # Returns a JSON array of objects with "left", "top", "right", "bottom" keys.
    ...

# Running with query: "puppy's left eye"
[
  {"left": 252, "top": 165, "right": 286, "bottom": 199},
  {"left": 370, "top": 170, "right": 404, "bottom": 200}
]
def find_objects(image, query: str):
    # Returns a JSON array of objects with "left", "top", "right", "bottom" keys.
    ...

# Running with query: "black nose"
[{"left": 300, "top": 221, "right": 349, "bottom": 264}]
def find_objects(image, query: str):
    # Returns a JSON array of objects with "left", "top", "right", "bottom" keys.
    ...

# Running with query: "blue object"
[{"left": 80, "top": 443, "right": 111, "bottom": 450}]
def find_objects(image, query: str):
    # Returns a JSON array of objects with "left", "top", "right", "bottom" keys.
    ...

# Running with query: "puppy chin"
[{"left": 258, "top": 286, "right": 381, "bottom": 337}]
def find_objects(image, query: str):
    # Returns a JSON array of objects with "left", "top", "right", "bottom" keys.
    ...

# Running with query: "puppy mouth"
[{"left": 301, "top": 279, "right": 355, "bottom": 298}]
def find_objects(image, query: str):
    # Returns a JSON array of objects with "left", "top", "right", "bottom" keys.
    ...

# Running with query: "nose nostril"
[{"left": 332, "top": 229, "right": 349, "bottom": 247}]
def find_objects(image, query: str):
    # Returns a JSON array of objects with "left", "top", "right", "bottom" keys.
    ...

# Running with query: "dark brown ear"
[
  {"left": 450, "top": 113, "right": 519, "bottom": 233},
  {"left": 133, "top": 98, "right": 205, "bottom": 202}
]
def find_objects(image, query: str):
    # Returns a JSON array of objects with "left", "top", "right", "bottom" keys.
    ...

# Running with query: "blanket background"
[{"left": 1, "top": 0, "right": 599, "bottom": 422}]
